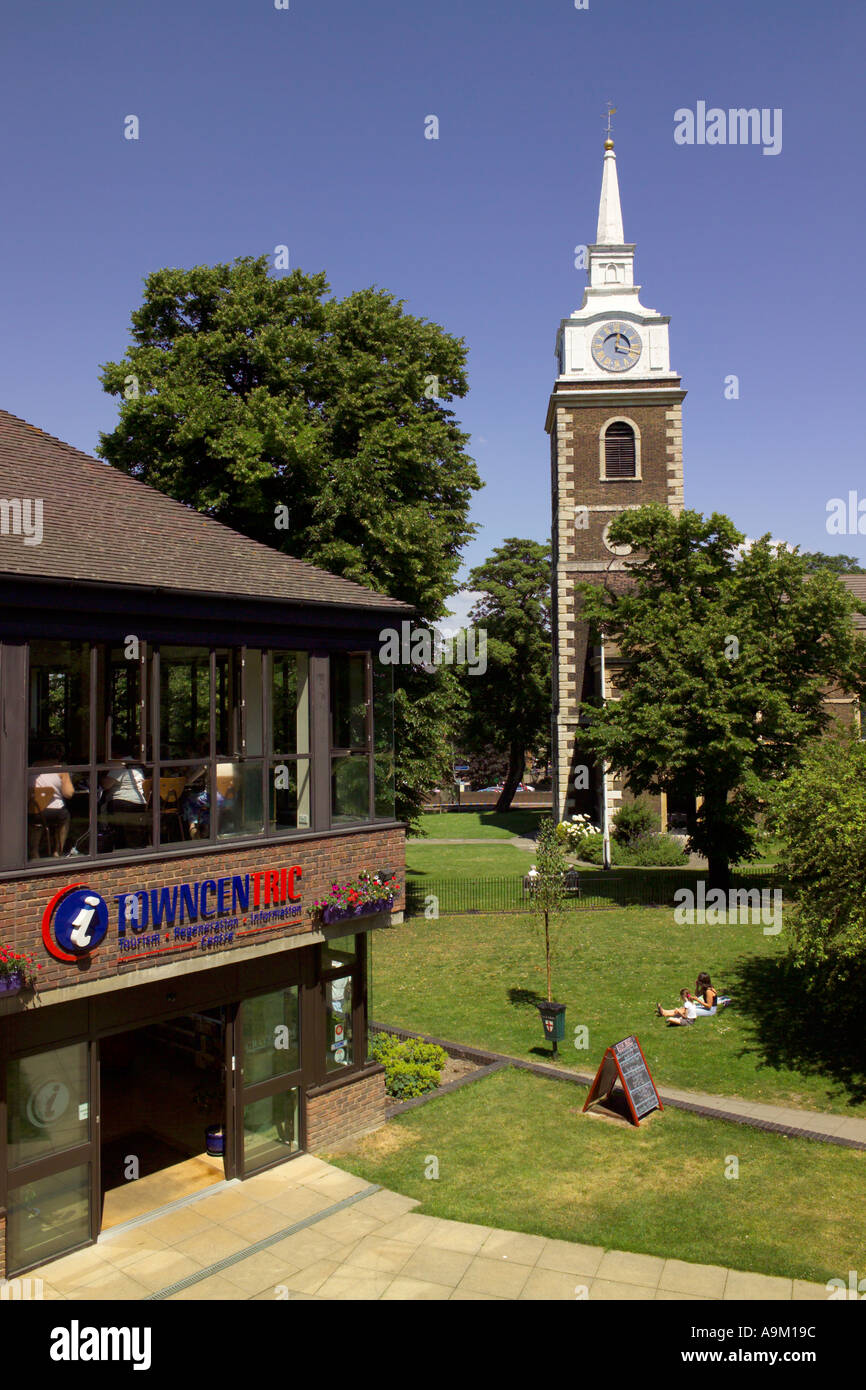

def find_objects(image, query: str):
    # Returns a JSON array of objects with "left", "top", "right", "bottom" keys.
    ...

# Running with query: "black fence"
[{"left": 404, "top": 869, "right": 788, "bottom": 917}]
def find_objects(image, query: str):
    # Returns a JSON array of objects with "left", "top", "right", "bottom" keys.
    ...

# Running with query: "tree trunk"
[
  {"left": 703, "top": 788, "right": 731, "bottom": 893},
  {"left": 706, "top": 851, "right": 731, "bottom": 894},
  {"left": 495, "top": 742, "right": 524, "bottom": 813}
]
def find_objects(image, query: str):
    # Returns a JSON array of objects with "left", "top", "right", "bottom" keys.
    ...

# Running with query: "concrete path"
[{"left": 28, "top": 1155, "right": 831, "bottom": 1302}]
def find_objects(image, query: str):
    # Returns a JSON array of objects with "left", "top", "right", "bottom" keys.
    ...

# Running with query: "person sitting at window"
[
  {"left": 100, "top": 742, "right": 148, "bottom": 847},
  {"left": 29, "top": 740, "right": 74, "bottom": 857}
]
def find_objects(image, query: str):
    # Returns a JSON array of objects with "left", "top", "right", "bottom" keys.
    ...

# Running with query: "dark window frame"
[{"left": 20, "top": 640, "right": 388, "bottom": 872}]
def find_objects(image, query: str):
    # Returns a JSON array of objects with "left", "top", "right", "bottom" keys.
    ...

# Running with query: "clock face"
[{"left": 591, "top": 321, "right": 642, "bottom": 373}]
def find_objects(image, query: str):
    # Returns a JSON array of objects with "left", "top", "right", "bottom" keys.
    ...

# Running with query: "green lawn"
[
  {"left": 412, "top": 809, "right": 546, "bottom": 839},
  {"left": 407, "top": 842, "right": 538, "bottom": 879},
  {"left": 326, "top": 1067, "right": 865, "bottom": 1283},
  {"left": 373, "top": 910, "right": 866, "bottom": 1116}
]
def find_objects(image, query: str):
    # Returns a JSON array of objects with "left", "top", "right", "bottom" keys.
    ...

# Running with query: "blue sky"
[{"left": 2, "top": 0, "right": 864, "bottom": 616}]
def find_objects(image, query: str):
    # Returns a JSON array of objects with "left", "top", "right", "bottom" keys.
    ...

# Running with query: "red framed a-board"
[{"left": 582, "top": 1034, "right": 662, "bottom": 1126}]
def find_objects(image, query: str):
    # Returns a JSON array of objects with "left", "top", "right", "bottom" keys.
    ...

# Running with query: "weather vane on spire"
[{"left": 603, "top": 103, "right": 617, "bottom": 145}]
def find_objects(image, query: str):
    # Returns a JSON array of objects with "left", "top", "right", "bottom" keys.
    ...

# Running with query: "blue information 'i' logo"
[{"left": 42, "top": 885, "right": 109, "bottom": 963}]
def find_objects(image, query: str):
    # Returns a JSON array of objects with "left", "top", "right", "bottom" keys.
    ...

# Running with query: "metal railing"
[{"left": 404, "top": 869, "right": 787, "bottom": 917}]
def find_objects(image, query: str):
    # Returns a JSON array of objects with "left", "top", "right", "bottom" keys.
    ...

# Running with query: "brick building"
[
  {"left": 0, "top": 409, "right": 409, "bottom": 1278},
  {"left": 547, "top": 136, "right": 685, "bottom": 829}
]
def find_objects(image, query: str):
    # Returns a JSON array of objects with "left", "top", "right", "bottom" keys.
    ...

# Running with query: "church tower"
[{"left": 546, "top": 135, "right": 686, "bottom": 826}]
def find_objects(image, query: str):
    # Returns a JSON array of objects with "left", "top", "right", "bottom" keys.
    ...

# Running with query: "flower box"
[
  {"left": 0, "top": 971, "right": 24, "bottom": 996},
  {"left": 321, "top": 897, "right": 393, "bottom": 925}
]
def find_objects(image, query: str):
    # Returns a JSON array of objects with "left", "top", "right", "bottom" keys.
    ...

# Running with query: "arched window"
[
  {"left": 604, "top": 262, "right": 620, "bottom": 283},
  {"left": 604, "top": 421, "right": 636, "bottom": 479}
]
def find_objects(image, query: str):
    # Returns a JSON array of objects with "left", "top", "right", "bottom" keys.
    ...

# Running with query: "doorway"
[{"left": 99, "top": 1009, "right": 229, "bottom": 1229}]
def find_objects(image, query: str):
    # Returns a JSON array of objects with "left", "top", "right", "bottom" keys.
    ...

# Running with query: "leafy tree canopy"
[
  {"left": 799, "top": 551, "right": 866, "bottom": 575},
  {"left": 459, "top": 538, "right": 551, "bottom": 812},
  {"left": 577, "top": 506, "right": 866, "bottom": 886},
  {"left": 772, "top": 734, "right": 866, "bottom": 978},
  {"left": 98, "top": 257, "right": 484, "bottom": 824}
]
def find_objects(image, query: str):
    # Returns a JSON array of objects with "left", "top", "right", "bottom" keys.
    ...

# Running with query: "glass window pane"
[
  {"left": 7, "top": 1043, "right": 90, "bottom": 1168},
  {"left": 373, "top": 659, "right": 393, "bottom": 754},
  {"left": 331, "top": 654, "right": 367, "bottom": 749},
  {"left": 269, "top": 759, "right": 311, "bottom": 832},
  {"left": 160, "top": 761, "right": 210, "bottom": 843},
  {"left": 242, "top": 987, "right": 300, "bottom": 1086},
  {"left": 100, "top": 645, "right": 143, "bottom": 761},
  {"left": 7, "top": 1165, "right": 91, "bottom": 1275},
  {"left": 271, "top": 653, "right": 310, "bottom": 756},
  {"left": 245, "top": 649, "right": 264, "bottom": 757},
  {"left": 216, "top": 760, "right": 264, "bottom": 838},
  {"left": 243, "top": 1089, "right": 299, "bottom": 1173},
  {"left": 374, "top": 753, "right": 395, "bottom": 820},
  {"left": 332, "top": 754, "right": 370, "bottom": 824},
  {"left": 97, "top": 763, "right": 154, "bottom": 855},
  {"left": 323, "top": 934, "right": 357, "bottom": 968},
  {"left": 372, "top": 660, "right": 395, "bottom": 818},
  {"left": 27, "top": 770, "right": 89, "bottom": 862},
  {"left": 160, "top": 647, "right": 211, "bottom": 760},
  {"left": 325, "top": 974, "right": 353, "bottom": 1072},
  {"left": 28, "top": 640, "right": 91, "bottom": 764},
  {"left": 214, "top": 649, "right": 240, "bottom": 757}
]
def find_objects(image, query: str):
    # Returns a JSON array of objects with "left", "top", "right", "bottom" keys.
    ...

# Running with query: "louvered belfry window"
[{"left": 604, "top": 421, "right": 636, "bottom": 479}]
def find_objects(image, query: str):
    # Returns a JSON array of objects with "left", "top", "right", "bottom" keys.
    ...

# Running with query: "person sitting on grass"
[
  {"left": 694, "top": 972, "right": 718, "bottom": 1013},
  {"left": 656, "top": 989, "right": 698, "bottom": 1025}
]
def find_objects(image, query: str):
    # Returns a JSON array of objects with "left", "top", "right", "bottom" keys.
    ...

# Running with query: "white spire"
[{"left": 596, "top": 141, "right": 624, "bottom": 244}]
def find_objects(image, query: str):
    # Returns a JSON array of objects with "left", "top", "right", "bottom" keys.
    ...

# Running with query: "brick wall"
[
  {"left": 549, "top": 381, "right": 686, "bottom": 821},
  {"left": 0, "top": 827, "right": 405, "bottom": 997},
  {"left": 305, "top": 1064, "right": 386, "bottom": 1151}
]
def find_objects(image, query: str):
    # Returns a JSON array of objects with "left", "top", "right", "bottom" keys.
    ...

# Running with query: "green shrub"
[
  {"left": 578, "top": 833, "right": 627, "bottom": 865},
  {"left": 578, "top": 831, "right": 687, "bottom": 866},
  {"left": 613, "top": 798, "right": 657, "bottom": 845},
  {"left": 384, "top": 1060, "right": 443, "bottom": 1100},
  {"left": 625, "top": 832, "right": 688, "bottom": 866},
  {"left": 371, "top": 1032, "right": 447, "bottom": 1098}
]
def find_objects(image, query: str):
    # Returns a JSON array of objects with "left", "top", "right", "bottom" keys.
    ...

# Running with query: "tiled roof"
[
  {"left": 838, "top": 574, "right": 866, "bottom": 629},
  {"left": 0, "top": 409, "right": 411, "bottom": 612}
]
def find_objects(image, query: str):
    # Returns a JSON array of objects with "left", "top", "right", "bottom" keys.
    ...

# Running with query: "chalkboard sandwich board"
[{"left": 582, "top": 1034, "right": 662, "bottom": 1126}]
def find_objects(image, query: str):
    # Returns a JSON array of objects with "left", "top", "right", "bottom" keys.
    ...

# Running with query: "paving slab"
[
  {"left": 792, "top": 1279, "right": 833, "bottom": 1301},
  {"left": 659, "top": 1258, "right": 729, "bottom": 1299},
  {"left": 24, "top": 1155, "right": 833, "bottom": 1302},
  {"left": 537, "top": 1238, "right": 605, "bottom": 1277},
  {"left": 595, "top": 1249, "right": 666, "bottom": 1288},
  {"left": 723, "top": 1270, "right": 795, "bottom": 1300},
  {"left": 457, "top": 1255, "right": 532, "bottom": 1298}
]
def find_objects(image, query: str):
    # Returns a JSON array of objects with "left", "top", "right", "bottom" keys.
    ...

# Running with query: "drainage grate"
[
  {"left": 145, "top": 1184, "right": 381, "bottom": 1300},
  {"left": 100, "top": 1179, "right": 240, "bottom": 1242}
]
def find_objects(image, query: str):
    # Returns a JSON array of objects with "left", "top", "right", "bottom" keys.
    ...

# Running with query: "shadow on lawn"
[
  {"left": 730, "top": 953, "right": 866, "bottom": 1107},
  {"left": 508, "top": 986, "right": 545, "bottom": 1008}
]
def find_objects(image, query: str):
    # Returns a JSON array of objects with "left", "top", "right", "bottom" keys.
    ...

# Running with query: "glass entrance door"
[
  {"left": 234, "top": 985, "right": 303, "bottom": 1176},
  {"left": 5, "top": 1039, "right": 98, "bottom": 1276}
]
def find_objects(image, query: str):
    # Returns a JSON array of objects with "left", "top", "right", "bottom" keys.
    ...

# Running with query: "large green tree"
[
  {"left": 98, "top": 256, "right": 483, "bottom": 824},
  {"left": 772, "top": 733, "right": 866, "bottom": 979},
  {"left": 800, "top": 551, "right": 866, "bottom": 575},
  {"left": 577, "top": 506, "right": 866, "bottom": 888},
  {"left": 459, "top": 538, "right": 551, "bottom": 813}
]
